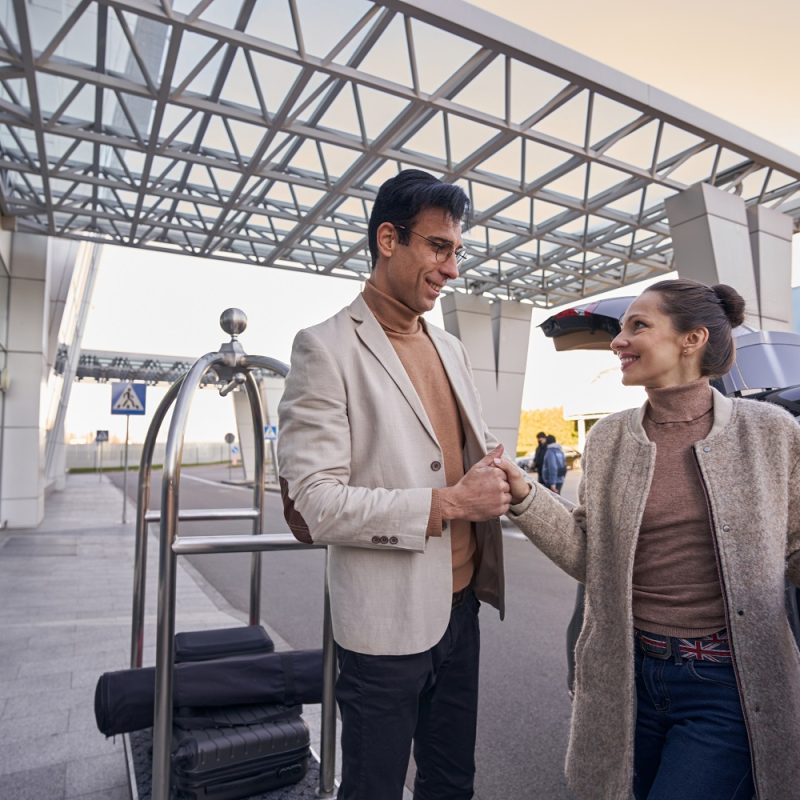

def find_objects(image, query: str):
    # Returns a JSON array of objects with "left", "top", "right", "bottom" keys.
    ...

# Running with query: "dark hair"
[
  {"left": 536, "top": 431, "right": 547, "bottom": 439},
  {"left": 643, "top": 278, "right": 746, "bottom": 377},
  {"left": 545, "top": 434, "right": 556, "bottom": 445},
  {"left": 367, "top": 169, "right": 470, "bottom": 269}
]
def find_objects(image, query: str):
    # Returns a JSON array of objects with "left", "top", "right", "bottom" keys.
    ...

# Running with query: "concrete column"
[
  {"left": 664, "top": 183, "right": 760, "bottom": 328},
  {"left": 45, "top": 242, "right": 99, "bottom": 490},
  {"left": 441, "top": 293, "right": 532, "bottom": 456},
  {"left": 664, "top": 182, "right": 793, "bottom": 330},
  {"left": 232, "top": 389, "right": 254, "bottom": 482},
  {"left": 1, "top": 234, "right": 50, "bottom": 527},
  {"left": 746, "top": 205, "right": 793, "bottom": 331}
]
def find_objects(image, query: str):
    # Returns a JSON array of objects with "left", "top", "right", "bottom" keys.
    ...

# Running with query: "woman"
[{"left": 501, "top": 279, "right": 800, "bottom": 800}]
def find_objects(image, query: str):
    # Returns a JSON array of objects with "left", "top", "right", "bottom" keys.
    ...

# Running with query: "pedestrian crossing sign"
[{"left": 111, "top": 382, "right": 147, "bottom": 415}]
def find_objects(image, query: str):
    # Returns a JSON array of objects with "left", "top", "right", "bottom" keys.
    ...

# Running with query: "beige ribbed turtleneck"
[
  {"left": 633, "top": 378, "right": 726, "bottom": 637},
  {"left": 361, "top": 279, "right": 476, "bottom": 593}
]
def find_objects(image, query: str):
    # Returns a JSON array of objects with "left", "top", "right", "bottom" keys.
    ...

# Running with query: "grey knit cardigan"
[{"left": 510, "top": 389, "right": 800, "bottom": 800}]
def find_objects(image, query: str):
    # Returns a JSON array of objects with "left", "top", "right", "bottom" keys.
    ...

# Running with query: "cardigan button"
[
  {"left": 431, "top": 460, "right": 442, "bottom": 471},
  {"left": 702, "top": 446, "right": 711, "bottom": 453},
  {"left": 722, "top": 524, "right": 731, "bottom": 532},
  {"left": 737, "top": 609, "right": 745, "bottom": 616}
]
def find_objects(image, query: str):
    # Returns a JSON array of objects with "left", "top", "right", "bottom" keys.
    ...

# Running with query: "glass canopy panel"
[
  {"left": 0, "top": 4, "right": 19, "bottom": 51},
  {"left": 356, "top": 14, "right": 413, "bottom": 88},
  {"left": 409, "top": 18, "right": 482, "bottom": 97},
  {"left": 533, "top": 89, "right": 589, "bottom": 149},
  {"left": 295, "top": 0, "right": 373, "bottom": 60},
  {"left": 451, "top": 54, "right": 505, "bottom": 122}
]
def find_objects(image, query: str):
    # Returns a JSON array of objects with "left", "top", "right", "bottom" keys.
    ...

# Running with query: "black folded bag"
[
  {"left": 174, "top": 625, "right": 274, "bottom": 663},
  {"left": 94, "top": 649, "right": 323, "bottom": 737}
]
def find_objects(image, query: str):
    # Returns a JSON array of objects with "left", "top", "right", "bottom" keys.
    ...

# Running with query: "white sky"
[{"left": 66, "top": 0, "right": 800, "bottom": 443}]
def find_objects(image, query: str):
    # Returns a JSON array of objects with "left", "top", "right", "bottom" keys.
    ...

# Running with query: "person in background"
[
  {"left": 278, "top": 169, "right": 511, "bottom": 800},
  {"left": 532, "top": 430, "right": 548, "bottom": 484},
  {"left": 498, "top": 278, "right": 800, "bottom": 800},
  {"left": 541, "top": 433, "right": 566, "bottom": 494}
]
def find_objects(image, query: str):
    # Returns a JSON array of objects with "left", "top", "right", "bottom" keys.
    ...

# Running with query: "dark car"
[
  {"left": 540, "top": 298, "right": 800, "bottom": 693},
  {"left": 515, "top": 454, "right": 536, "bottom": 472},
  {"left": 562, "top": 446, "right": 581, "bottom": 470}
]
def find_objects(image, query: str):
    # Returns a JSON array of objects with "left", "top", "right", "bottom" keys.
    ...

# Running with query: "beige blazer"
[{"left": 277, "top": 294, "right": 504, "bottom": 655}]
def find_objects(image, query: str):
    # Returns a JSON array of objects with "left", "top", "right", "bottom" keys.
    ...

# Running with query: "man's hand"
[
  {"left": 438, "top": 445, "right": 511, "bottom": 521},
  {"left": 493, "top": 456, "right": 532, "bottom": 505}
]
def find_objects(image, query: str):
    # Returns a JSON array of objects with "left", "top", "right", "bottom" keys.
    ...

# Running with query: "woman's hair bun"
[{"left": 712, "top": 284, "right": 745, "bottom": 328}]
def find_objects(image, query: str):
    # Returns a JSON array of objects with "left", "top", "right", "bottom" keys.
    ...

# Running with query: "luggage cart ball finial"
[{"left": 220, "top": 307, "right": 247, "bottom": 338}]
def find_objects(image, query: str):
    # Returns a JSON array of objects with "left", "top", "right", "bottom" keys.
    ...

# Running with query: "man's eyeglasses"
[{"left": 394, "top": 225, "right": 468, "bottom": 266}]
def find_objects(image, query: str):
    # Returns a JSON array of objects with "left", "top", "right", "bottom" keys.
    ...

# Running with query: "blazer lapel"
[{"left": 349, "top": 295, "right": 439, "bottom": 447}]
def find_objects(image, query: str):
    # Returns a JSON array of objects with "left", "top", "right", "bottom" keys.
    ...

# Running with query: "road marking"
[{"left": 181, "top": 473, "right": 252, "bottom": 491}]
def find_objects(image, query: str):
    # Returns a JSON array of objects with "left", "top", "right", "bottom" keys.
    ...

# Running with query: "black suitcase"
[{"left": 170, "top": 703, "right": 310, "bottom": 800}]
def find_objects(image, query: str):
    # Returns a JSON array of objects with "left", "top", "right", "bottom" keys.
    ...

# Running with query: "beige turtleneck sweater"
[
  {"left": 361, "top": 280, "right": 476, "bottom": 593},
  {"left": 633, "top": 378, "right": 726, "bottom": 637}
]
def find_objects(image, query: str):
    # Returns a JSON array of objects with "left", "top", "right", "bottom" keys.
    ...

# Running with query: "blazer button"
[
  {"left": 431, "top": 460, "right": 442, "bottom": 471},
  {"left": 380, "top": 536, "right": 389, "bottom": 544},
  {"left": 371, "top": 536, "right": 380, "bottom": 544},
  {"left": 389, "top": 536, "right": 398, "bottom": 545}
]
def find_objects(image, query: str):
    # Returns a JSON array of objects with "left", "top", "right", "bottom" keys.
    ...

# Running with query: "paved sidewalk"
[{"left": 0, "top": 473, "right": 334, "bottom": 800}]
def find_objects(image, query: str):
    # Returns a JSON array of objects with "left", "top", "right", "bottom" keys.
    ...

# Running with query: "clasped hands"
[{"left": 438, "top": 445, "right": 532, "bottom": 522}]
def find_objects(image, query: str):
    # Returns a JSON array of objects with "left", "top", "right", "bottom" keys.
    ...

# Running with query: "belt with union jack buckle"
[{"left": 635, "top": 628, "right": 732, "bottom": 663}]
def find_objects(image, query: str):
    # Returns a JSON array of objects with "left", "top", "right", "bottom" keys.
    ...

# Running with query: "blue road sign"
[
  {"left": 264, "top": 424, "right": 278, "bottom": 440},
  {"left": 96, "top": 430, "right": 109, "bottom": 443},
  {"left": 111, "top": 382, "right": 146, "bottom": 415}
]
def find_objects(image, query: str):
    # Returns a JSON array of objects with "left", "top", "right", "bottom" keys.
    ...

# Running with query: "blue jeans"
[{"left": 634, "top": 644, "right": 754, "bottom": 800}]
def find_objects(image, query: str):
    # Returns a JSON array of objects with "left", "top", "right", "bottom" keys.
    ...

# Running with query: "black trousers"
[{"left": 335, "top": 589, "right": 481, "bottom": 800}]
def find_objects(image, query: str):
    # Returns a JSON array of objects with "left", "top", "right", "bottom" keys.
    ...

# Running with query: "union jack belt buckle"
[{"left": 677, "top": 631, "right": 732, "bottom": 663}]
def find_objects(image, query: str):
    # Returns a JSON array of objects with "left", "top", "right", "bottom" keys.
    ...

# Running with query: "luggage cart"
[{"left": 128, "top": 308, "right": 337, "bottom": 799}]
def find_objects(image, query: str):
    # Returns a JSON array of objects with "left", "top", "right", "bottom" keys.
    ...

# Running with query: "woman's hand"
[{"left": 494, "top": 457, "right": 531, "bottom": 505}]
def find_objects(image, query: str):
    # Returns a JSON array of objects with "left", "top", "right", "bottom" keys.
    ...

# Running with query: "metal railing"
[{"left": 128, "top": 309, "right": 337, "bottom": 799}]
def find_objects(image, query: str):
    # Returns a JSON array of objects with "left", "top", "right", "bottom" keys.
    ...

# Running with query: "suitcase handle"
[{"left": 198, "top": 761, "right": 306, "bottom": 798}]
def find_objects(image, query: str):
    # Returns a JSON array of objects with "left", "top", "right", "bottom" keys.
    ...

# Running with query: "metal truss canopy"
[
  {"left": 56, "top": 345, "right": 284, "bottom": 384},
  {"left": 1, "top": 0, "right": 799, "bottom": 307},
  {"left": 58, "top": 345, "right": 197, "bottom": 383}
]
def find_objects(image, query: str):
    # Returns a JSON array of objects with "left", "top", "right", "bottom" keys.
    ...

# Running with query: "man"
[
  {"left": 533, "top": 430, "right": 548, "bottom": 485},
  {"left": 541, "top": 433, "right": 567, "bottom": 495},
  {"left": 277, "top": 169, "right": 511, "bottom": 800}
]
